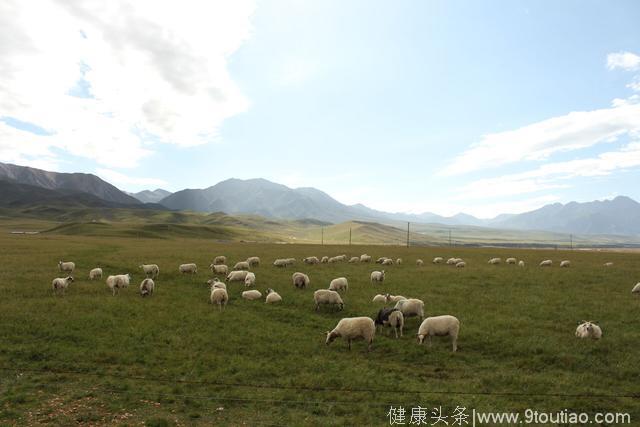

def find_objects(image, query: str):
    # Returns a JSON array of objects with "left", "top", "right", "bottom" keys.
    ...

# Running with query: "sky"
[{"left": 1, "top": 0, "right": 639, "bottom": 218}]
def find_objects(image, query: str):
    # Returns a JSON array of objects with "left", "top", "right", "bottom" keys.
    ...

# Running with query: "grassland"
[{"left": 1, "top": 228, "right": 639, "bottom": 426}]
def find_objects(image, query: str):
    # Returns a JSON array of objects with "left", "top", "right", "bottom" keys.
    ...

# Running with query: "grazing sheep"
[
  {"left": 575, "top": 321, "right": 602, "bottom": 340},
  {"left": 328, "top": 256, "right": 341, "bottom": 263},
  {"left": 320, "top": 256, "right": 329, "bottom": 264},
  {"left": 488, "top": 258, "right": 501, "bottom": 265},
  {"left": 416, "top": 259, "right": 424, "bottom": 267},
  {"left": 560, "top": 260, "right": 571, "bottom": 268},
  {"left": 244, "top": 272, "right": 256, "bottom": 287},
  {"left": 417, "top": 315, "right": 460, "bottom": 352},
  {"left": 387, "top": 310, "right": 404, "bottom": 338},
  {"left": 381, "top": 258, "right": 394, "bottom": 266},
  {"left": 58, "top": 260, "right": 75, "bottom": 274},
  {"left": 360, "top": 254, "right": 372, "bottom": 263},
  {"left": 106, "top": 274, "right": 131, "bottom": 296},
  {"left": 337, "top": 255, "right": 348, "bottom": 262},
  {"left": 375, "top": 257, "right": 388, "bottom": 264},
  {"left": 396, "top": 258, "right": 403, "bottom": 265},
  {"left": 242, "top": 290, "right": 262, "bottom": 300},
  {"left": 213, "top": 256, "right": 227, "bottom": 265},
  {"left": 506, "top": 258, "right": 516, "bottom": 265},
  {"left": 292, "top": 272, "right": 310, "bottom": 289},
  {"left": 326, "top": 317, "right": 375, "bottom": 351},
  {"left": 179, "top": 263, "right": 198, "bottom": 274},
  {"left": 374, "top": 307, "right": 397, "bottom": 330},
  {"left": 139, "top": 264, "right": 159, "bottom": 278},
  {"left": 207, "top": 279, "right": 227, "bottom": 290},
  {"left": 303, "top": 256, "right": 320, "bottom": 265},
  {"left": 313, "top": 289, "right": 344, "bottom": 311},
  {"left": 518, "top": 260, "right": 525, "bottom": 267},
  {"left": 394, "top": 298, "right": 424, "bottom": 320},
  {"left": 52, "top": 276, "right": 74, "bottom": 295},
  {"left": 455, "top": 261, "right": 466, "bottom": 268},
  {"left": 433, "top": 257, "right": 444, "bottom": 264},
  {"left": 265, "top": 288, "right": 282, "bottom": 304},
  {"left": 233, "top": 261, "right": 250, "bottom": 271},
  {"left": 89, "top": 268, "right": 103, "bottom": 280},
  {"left": 446, "top": 258, "right": 457, "bottom": 265},
  {"left": 246, "top": 256, "right": 261, "bottom": 267},
  {"left": 210, "top": 288, "right": 228, "bottom": 311},
  {"left": 209, "top": 264, "right": 229, "bottom": 276},
  {"left": 274, "top": 258, "right": 296, "bottom": 267},
  {"left": 140, "top": 278, "right": 154, "bottom": 297},
  {"left": 604, "top": 262, "right": 614, "bottom": 267},
  {"left": 226, "top": 270, "right": 249, "bottom": 282},
  {"left": 329, "top": 277, "right": 349, "bottom": 293},
  {"left": 372, "top": 294, "right": 387, "bottom": 303},
  {"left": 539, "top": 259, "right": 553, "bottom": 267},
  {"left": 370, "top": 270, "right": 385, "bottom": 284},
  {"left": 386, "top": 294, "right": 406, "bottom": 303},
  {"left": 348, "top": 256, "right": 360, "bottom": 264}
]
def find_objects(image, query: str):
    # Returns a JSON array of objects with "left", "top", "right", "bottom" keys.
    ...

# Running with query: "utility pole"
[
  {"left": 449, "top": 229, "right": 452, "bottom": 247},
  {"left": 321, "top": 227, "right": 324, "bottom": 245},
  {"left": 570, "top": 234, "right": 573, "bottom": 250},
  {"left": 349, "top": 227, "right": 352, "bottom": 246},
  {"left": 406, "top": 222, "right": 410, "bottom": 248}
]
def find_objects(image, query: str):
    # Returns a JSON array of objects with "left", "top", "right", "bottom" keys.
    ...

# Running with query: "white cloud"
[
  {"left": 95, "top": 168, "right": 167, "bottom": 188},
  {"left": 607, "top": 51, "right": 640, "bottom": 71},
  {"left": 441, "top": 103, "right": 640, "bottom": 176},
  {"left": 456, "top": 141, "right": 640, "bottom": 200},
  {"left": 0, "top": 0, "right": 254, "bottom": 168}
]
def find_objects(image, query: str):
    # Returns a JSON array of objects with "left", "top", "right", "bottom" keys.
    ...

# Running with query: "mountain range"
[{"left": 1, "top": 161, "right": 639, "bottom": 236}]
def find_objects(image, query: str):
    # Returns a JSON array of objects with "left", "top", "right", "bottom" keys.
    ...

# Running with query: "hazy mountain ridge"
[{"left": 130, "top": 189, "right": 172, "bottom": 203}]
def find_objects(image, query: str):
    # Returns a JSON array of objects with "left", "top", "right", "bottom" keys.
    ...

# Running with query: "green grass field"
[{"left": 1, "top": 231, "right": 639, "bottom": 426}]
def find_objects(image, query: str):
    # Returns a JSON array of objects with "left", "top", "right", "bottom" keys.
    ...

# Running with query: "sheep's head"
[
  {"left": 266, "top": 288, "right": 274, "bottom": 295},
  {"left": 417, "top": 334, "right": 425, "bottom": 344},
  {"left": 325, "top": 330, "right": 339, "bottom": 345},
  {"left": 66, "top": 276, "right": 74, "bottom": 283}
]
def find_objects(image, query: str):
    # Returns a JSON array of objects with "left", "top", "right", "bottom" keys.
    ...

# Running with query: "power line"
[{"left": 1, "top": 366, "right": 637, "bottom": 400}]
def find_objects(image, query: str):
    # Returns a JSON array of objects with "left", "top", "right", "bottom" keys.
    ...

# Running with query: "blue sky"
[{"left": 1, "top": 0, "right": 639, "bottom": 217}]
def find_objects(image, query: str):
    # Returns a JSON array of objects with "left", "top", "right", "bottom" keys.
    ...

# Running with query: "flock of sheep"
[{"left": 51, "top": 252, "right": 635, "bottom": 351}]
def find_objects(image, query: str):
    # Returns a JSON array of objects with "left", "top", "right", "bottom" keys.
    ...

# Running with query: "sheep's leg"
[
  {"left": 348, "top": 339, "right": 352, "bottom": 350},
  {"left": 394, "top": 327, "right": 398, "bottom": 339},
  {"left": 399, "top": 325, "right": 403, "bottom": 337},
  {"left": 452, "top": 337, "right": 457, "bottom": 352}
]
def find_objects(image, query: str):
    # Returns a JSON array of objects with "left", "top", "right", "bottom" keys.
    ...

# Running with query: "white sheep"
[
  {"left": 518, "top": 260, "right": 525, "bottom": 267},
  {"left": 370, "top": 270, "right": 385, "bottom": 284},
  {"left": 139, "top": 264, "right": 159, "bottom": 278},
  {"left": 233, "top": 261, "right": 250, "bottom": 271},
  {"left": 446, "top": 258, "right": 457, "bottom": 265},
  {"left": 326, "top": 317, "right": 375, "bottom": 351},
  {"left": 303, "top": 256, "right": 320, "bottom": 265},
  {"left": 386, "top": 294, "right": 406, "bottom": 303},
  {"left": 313, "top": 289, "right": 344, "bottom": 311},
  {"left": 273, "top": 258, "right": 288, "bottom": 268},
  {"left": 488, "top": 258, "right": 501, "bottom": 265},
  {"left": 209, "top": 264, "right": 229, "bottom": 275},
  {"left": 396, "top": 258, "right": 402, "bottom": 265},
  {"left": 417, "top": 315, "right": 460, "bottom": 352},
  {"left": 320, "top": 256, "right": 329, "bottom": 264},
  {"left": 455, "top": 261, "right": 466, "bottom": 268},
  {"left": 226, "top": 270, "right": 249, "bottom": 282},
  {"left": 106, "top": 274, "right": 131, "bottom": 296},
  {"left": 328, "top": 256, "right": 341, "bottom": 263},
  {"left": 575, "top": 321, "right": 602, "bottom": 340},
  {"left": 433, "top": 257, "right": 444, "bottom": 264},
  {"left": 213, "top": 256, "right": 227, "bottom": 265},
  {"left": 631, "top": 283, "right": 640, "bottom": 294},
  {"left": 58, "top": 260, "right": 75, "bottom": 274},
  {"left": 381, "top": 258, "right": 394, "bottom": 266},
  {"left": 140, "top": 278, "right": 155, "bottom": 297},
  {"left": 394, "top": 298, "right": 424, "bottom": 320},
  {"left": 207, "top": 279, "right": 227, "bottom": 290},
  {"left": 265, "top": 288, "right": 282, "bottom": 304},
  {"left": 560, "top": 260, "right": 571, "bottom": 268},
  {"left": 372, "top": 294, "right": 387, "bottom": 303},
  {"left": 387, "top": 311, "right": 404, "bottom": 338},
  {"left": 348, "top": 256, "right": 360, "bottom": 263},
  {"left": 375, "top": 257, "right": 388, "bottom": 264},
  {"left": 210, "top": 288, "right": 228, "bottom": 311},
  {"left": 604, "top": 262, "right": 614, "bottom": 267},
  {"left": 360, "top": 254, "right": 372, "bottom": 263},
  {"left": 244, "top": 272, "right": 256, "bottom": 287},
  {"left": 246, "top": 256, "right": 261, "bottom": 267},
  {"left": 292, "top": 272, "right": 310, "bottom": 289},
  {"left": 505, "top": 258, "right": 516, "bottom": 265},
  {"left": 52, "top": 276, "right": 74, "bottom": 295},
  {"left": 242, "top": 290, "right": 262, "bottom": 300},
  {"left": 416, "top": 259, "right": 424, "bottom": 267},
  {"left": 179, "top": 263, "right": 198, "bottom": 274},
  {"left": 89, "top": 268, "right": 103, "bottom": 280},
  {"left": 329, "top": 277, "right": 349, "bottom": 293},
  {"left": 539, "top": 259, "right": 553, "bottom": 267}
]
